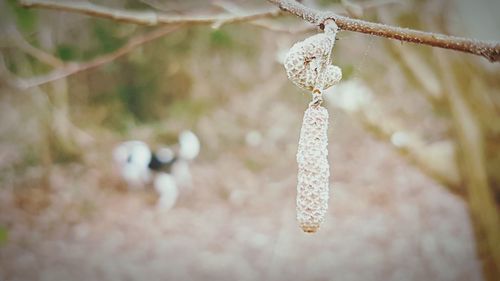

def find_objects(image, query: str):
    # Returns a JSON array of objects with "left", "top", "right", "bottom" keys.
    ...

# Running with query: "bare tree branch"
[
  {"left": 213, "top": 1, "right": 313, "bottom": 33},
  {"left": 20, "top": 0, "right": 283, "bottom": 26},
  {"left": 247, "top": 20, "right": 313, "bottom": 34},
  {"left": 6, "top": 26, "right": 64, "bottom": 67},
  {"left": 20, "top": 0, "right": 500, "bottom": 62},
  {"left": 268, "top": 0, "right": 500, "bottom": 62},
  {"left": 15, "top": 25, "right": 182, "bottom": 89},
  {"left": 15, "top": 0, "right": 291, "bottom": 88}
]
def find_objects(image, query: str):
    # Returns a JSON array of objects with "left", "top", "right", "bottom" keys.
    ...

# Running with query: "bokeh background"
[{"left": 0, "top": 0, "right": 499, "bottom": 280}]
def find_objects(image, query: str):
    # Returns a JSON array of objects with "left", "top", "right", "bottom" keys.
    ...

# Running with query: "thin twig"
[
  {"left": 20, "top": 0, "right": 283, "bottom": 26},
  {"left": 249, "top": 21, "right": 313, "bottom": 34},
  {"left": 6, "top": 26, "right": 64, "bottom": 67},
  {"left": 16, "top": 25, "right": 182, "bottom": 89},
  {"left": 20, "top": 0, "right": 500, "bottom": 62},
  {"left": 268, "top": 0, "right": 500, "bottom": 62},
  {"left": 16, "top": 0, "right": 288, "bottom": 88},
  {"left": 360, "top": 0, "right": 402, "bottom": 10},
  {"left": 213, "top": 1, "right": 313, "bottom": 34}
]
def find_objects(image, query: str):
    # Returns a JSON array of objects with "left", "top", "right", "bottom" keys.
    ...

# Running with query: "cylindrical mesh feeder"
[
  {"left": 296, "top": 104, "right": 330, "bottom": 233},
  {"left": 283, "top": 20, "right": 341, "bottom": 233}
]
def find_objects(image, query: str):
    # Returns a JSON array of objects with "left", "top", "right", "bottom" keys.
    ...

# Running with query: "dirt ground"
[{"left": 0, "top": 74, "right": 484, "bottom": 281}]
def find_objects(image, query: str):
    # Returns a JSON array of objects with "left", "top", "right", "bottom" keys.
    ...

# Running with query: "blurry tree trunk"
[
  {"left": 45, "top": 78, "right": 83, "bottom": 162},
  {"left": 438, "top": 54, "right": 500, "bottom": 280},
  {"left": 6, "top": 50, "right": 53, "bottom": 188},
  {"left": 37, "top": 25, "right": 90, "bottom": 163},
  {"left": 29, "top": 87, "right": 52, "bottom": 189},
  {"left": 376, "top": 8, "right": 499, "bottom": 278}
]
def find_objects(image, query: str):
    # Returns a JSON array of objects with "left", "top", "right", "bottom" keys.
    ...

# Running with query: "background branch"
[
  {"left": 15, "top": 25, "right": 182, "bottom": 89},
  {"left": 20, "top": 0, "right": 500, "bottom": 62},
  {"left": 213, "top": 1, "right": 313, "bottom": 33},
  {"left": 15, "top": 0, "right": 291, "bottom": 89},
  {"left": 436, "top": 52, "right": 500, "bottom": 277},
  {"left": 325, "top": 80, "right": 461, "bottom": 190},
  {"left": 5, "top": 26, "right": 63, "bottom": 67},
  {"left": 268, "top": 0, "right": 500, "bottom": 62},
  {"left": 20, "top": 0, "right": 282, "bottom": 26}
]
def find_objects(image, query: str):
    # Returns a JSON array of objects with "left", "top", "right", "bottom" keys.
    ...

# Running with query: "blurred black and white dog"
[{"left": 113, "top": 131, "right": 200, "bottom": 210}]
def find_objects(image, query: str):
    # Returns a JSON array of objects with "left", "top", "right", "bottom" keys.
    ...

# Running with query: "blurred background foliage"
[{"left": 0, "top": 0, "right": 499, "bottom": 280}]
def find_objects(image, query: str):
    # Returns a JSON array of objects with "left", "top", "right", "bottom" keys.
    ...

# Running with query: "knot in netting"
[{"left": 283, "top": 22, "right": 342, "bottom": 93}]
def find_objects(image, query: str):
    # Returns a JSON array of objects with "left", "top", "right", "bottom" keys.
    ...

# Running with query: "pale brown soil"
[{"left": 0, "top": 75, "right": 483, "bottom": 281}]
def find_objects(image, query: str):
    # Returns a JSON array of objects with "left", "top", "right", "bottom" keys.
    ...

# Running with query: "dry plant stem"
[
  {"left": 20, "top": 0, "right": 282, "bottom": 26},
  {"left": 16, "top": 25, "right": 182, "bottom": 89},
  {"left": 268, "top": 0, "right": 500, "bottom": 62}
]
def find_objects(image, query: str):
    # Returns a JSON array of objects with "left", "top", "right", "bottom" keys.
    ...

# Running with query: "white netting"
[
  {"left": 296, "top": 105, "right": 330, "bottom": 233},
  {"left": 284, "top": 22, "right": 341, "bottom": 233},
  {"left": 283, "top": 22, "right": 341, "bottom": 92}
]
